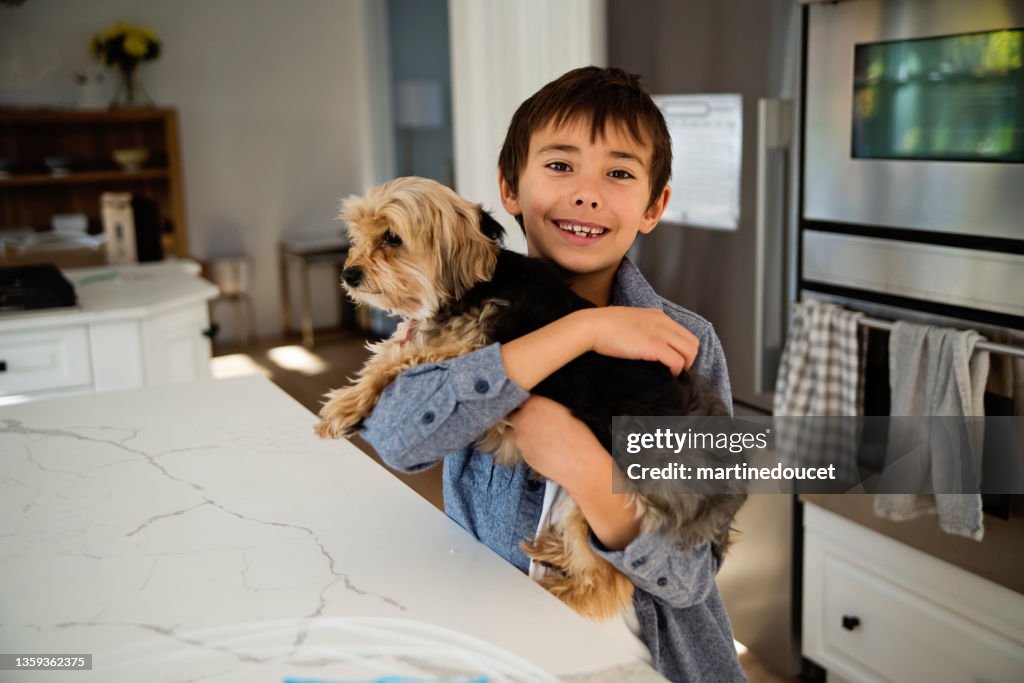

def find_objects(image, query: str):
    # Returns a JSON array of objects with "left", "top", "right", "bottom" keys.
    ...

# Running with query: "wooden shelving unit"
[{"left": 0, "top": 107, "right": 189, "bottom": 257}]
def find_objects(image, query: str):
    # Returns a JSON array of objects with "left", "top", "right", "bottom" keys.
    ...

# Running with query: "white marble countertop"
[
  {"left": 0, "top": 375, "right": 664, "bottom": 683},
  {"left": 0, "top": 260, "right": 219, "bottom": 332}
]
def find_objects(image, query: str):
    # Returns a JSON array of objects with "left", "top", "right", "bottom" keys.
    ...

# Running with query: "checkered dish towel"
[{"left": 774, "top": 300, "right": 866, "bottom": 482}]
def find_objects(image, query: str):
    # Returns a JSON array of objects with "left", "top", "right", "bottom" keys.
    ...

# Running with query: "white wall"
[
  {"left": 448, "top": 0, "right": 607, "bottom": 254},
  {"left": 0, "top": 0, "right": 381, "bottom": 342}
]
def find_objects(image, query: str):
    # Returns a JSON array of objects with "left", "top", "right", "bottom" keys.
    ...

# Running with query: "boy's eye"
[
  {"left": 382, "top": 231, "right": 402, "bottom": 247},
  {"left": 545, "top": 161, "right": 572, "bottom": 172},
  {"left": 608, "top": 169, "right": 635, "bottom": 179}
]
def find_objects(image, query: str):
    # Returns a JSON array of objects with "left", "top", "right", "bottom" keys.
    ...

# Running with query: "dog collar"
[{"left": 401, "top": 322, "right": 415, "bottom": 344}]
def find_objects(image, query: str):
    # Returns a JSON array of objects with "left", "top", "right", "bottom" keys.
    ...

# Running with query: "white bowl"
[{"left": 112, "top": 147, "right": 149, "bottom": 173}]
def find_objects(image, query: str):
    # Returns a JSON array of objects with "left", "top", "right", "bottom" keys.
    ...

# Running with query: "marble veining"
[{"left": 1, "top": 376, "right": 665, "bottom": 682}]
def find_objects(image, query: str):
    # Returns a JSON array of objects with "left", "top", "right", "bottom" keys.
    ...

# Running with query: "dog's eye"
[{"left": 382, "top": 231, "right": 402, "bottom": 247}]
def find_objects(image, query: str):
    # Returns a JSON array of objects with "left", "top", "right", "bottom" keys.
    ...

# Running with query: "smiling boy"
[{"left": 361, "top": 67, "right": 746, "bottom": 682}]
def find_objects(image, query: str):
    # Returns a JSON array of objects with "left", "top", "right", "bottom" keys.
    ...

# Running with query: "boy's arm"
[
  {"left": 508, "top": 322, "right": 734, "bottom": 608},
  {"left": 360, "top": 343, "right": 528, "bottom": 472},
  {"left": 589, "top": 322, "right": 735, "bottom": 608},
  {"left": 361, "top": 307, "right": 701, "bottom": 472},
  {"left": 501, "top": 307, "right": 698, "bottom": 390},
  {"left": 688, "top": 321, "right": 733, "bottom": 414},
  {"left": 509, "top": 395, "right": 720, "bottom": 609}
]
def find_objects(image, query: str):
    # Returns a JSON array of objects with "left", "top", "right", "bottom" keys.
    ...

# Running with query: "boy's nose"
[{"left": 574, "top": 197, "right": 599, "bottom": 209}]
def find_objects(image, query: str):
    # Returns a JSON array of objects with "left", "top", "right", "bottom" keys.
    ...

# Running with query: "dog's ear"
[
  {"left": 434, "top": 203, "right": 498, "bottom": 303},
  {"left": 477, "top": 209, "right": 506, "bottom": 245},
  {"left": 339, "top": 194, "right": 370, "bottom": 240}
]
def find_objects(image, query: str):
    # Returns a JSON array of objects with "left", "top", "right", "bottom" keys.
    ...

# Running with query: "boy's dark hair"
[{"left": 498, "top": 66, "right": 672, "bottom": 220}]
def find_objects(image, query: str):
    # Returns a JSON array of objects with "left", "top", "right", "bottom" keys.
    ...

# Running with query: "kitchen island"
[
  {"left": 0, "top": 261, "right": 218, "bottom": 403},
  {"left": 0, "top": 375, "right": 664, "bottom": 682}
]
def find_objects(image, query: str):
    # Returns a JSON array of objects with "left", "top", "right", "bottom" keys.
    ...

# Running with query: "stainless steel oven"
[
  {"left": 798, "top": 0, "right": 1024, "bottom": 642},
  {"left": 803, "top": 0, "right": 1024, "bottom": 324}
]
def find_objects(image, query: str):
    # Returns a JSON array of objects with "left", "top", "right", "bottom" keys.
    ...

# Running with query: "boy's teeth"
[{"left": 558, "top": 222, "right": 606, "bottom": 237}]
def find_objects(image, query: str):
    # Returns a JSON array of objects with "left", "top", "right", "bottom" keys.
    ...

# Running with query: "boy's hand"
[
  {"left": 579, "top": 307, "right": 699, "bottom": 376},
  {"left": 508, "top": 395, "right": 641, "bottom": 550},
  {"left": 508, "top": 395, "right": 601, "bottom": 486}
]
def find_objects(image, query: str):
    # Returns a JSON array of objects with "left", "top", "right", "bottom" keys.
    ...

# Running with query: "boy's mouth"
[{"left": 553, "top": 220, "right": 608, "bottom": 238}]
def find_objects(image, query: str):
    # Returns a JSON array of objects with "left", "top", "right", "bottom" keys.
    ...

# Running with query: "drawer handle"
[
  {"left": 202, "top": 323, "right": 221, "bottom": 340},
  {"left": 0, "top": 360, "right": 6, "bottom": 373},
  {"left": 842, "top": 615, "right": 861, "bottom": 631}
]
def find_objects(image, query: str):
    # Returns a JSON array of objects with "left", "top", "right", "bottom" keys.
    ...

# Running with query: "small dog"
[{"left": 317, "top": 176, "right": 745, "bottom": 620}]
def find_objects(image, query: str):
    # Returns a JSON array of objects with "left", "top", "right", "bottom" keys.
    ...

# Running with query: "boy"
[{"left": 360, "top": 66, "right": 746, "bottom": 682}]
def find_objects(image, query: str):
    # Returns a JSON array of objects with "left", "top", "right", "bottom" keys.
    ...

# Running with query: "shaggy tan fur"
[{"left": 317, "top": 177, "right": 742, "bottom": 622}]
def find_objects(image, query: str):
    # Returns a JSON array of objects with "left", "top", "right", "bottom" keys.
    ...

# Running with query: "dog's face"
[{"left": 339, "top": 177, "right": 502, "bottom": 320}]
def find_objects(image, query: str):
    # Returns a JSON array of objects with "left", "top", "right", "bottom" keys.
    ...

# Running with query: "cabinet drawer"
[
  {"left": 819, "top": 554, "right": 1023, "bottom": 682},
  {"left": 803, "top": 505, "right": 1024, "bottom": 683},
  {"left": 0, "top": 326, "right": 92, "bottom": 394}
]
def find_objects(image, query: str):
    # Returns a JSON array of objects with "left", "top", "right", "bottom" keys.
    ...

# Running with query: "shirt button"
[
  {"left": 421, "top": 411, "right": 435, "bottom": 424},
  {"left": 474, "top": 379, "right": 490, "bottom": 394},
  {"left": 631, "top": 557, "right": 648, "bottom": 569},
  {"left": 656, "top": 577, "right": 668, "bottom": 587}
]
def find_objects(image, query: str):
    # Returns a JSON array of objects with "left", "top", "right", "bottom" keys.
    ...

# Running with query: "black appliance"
[{"left": 0, "top": 264, "right": 78, "bottom": 312}]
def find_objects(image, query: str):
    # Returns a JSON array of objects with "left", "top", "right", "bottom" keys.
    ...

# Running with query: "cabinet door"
[
  {"left": 0, "top": 325, "right": 92, "bottom": 396},
  {"left": 89, "top": 320, "right": 145, "bottom": 392},
  {"left": 141, "top": 304, "right": 212, "bottom": 386}
]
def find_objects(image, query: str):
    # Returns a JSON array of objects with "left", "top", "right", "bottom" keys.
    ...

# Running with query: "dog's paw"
[
  {"left": 316, "top": 387, "right": 370, "bottom": 440},
  {"left": 520, "top": 530, "right": 567, "bottom": 568},
  {"left": 314, "top": 417, "right": 354, "bottom": 440}
]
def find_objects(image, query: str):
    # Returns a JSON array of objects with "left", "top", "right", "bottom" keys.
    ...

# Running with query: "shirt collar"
[{"left": 611, "top": 256, "right": 662, "bottom": 310}]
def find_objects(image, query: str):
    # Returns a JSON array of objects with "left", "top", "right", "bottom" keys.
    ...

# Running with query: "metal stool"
[
  {"left": 207, "top": 256, "right": 255, "bottom": 345},
  {"left": 278, "top": 235, "right": 352, "bottom": 348}
]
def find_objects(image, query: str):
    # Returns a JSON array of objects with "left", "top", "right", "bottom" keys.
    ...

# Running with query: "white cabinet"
[
  {"left": 802, "top": 504, "right": 1024, "bottom": 683},
  {"left": 0, "top": 302, "right": 212, "bottom": 403},
  {"left": 0, "top": 262, "right": 218, "bottom": 404}
]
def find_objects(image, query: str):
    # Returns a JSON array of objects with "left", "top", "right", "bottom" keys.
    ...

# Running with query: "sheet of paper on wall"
[{"left": 654, "top": 94, "right": 742, "bottom": 231}]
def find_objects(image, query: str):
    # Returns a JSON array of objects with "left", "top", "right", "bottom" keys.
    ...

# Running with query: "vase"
[{"left": 112, "top": 64, "right": 152, "bottom": 108}]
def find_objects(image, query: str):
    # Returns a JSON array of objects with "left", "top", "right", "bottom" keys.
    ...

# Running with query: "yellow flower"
[
  {"left": 89, "top": 21, "right": 160, "bottom": 66},
  {"left": 124, "top": 33, "right": 148, "bottom": 58}
]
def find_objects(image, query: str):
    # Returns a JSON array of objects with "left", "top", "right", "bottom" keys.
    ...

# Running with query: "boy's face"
[{"left": 499, "top": 118, "right": 670, "bottom": 292}]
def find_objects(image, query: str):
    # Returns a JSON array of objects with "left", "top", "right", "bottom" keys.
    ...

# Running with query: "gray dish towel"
[
  {"left": 774, "top": 300, "right": 865, "bottom": 482},
  {"left": 874, "top": 322, "right": 990, "bottom": 540}
]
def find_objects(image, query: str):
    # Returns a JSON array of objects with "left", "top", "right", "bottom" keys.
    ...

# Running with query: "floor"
[{"left": 211, "top": 331, "right": 798, "bottom": 683}]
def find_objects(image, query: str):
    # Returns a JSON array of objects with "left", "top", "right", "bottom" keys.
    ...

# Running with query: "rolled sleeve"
[
  {"left": 590, "top": 529, "right": 717, "bottom": 609},
  {"left": 360, "top": 343, "right": 529, "bottom": 473}
]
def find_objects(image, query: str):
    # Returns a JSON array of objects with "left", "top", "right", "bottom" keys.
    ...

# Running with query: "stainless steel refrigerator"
[{"left": 608, "top": 0, "right": 805, "bottom": 675}]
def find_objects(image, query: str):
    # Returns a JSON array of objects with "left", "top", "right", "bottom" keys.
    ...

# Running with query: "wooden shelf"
[
  {"left": 0, "top": 107, "right": 176, "bottom": 124},
  {"left": 0, "top": 168, "right": 170, "bottom": 187},
  {"left": 0, "top": 107, "right": 189, "bottom": 258}
]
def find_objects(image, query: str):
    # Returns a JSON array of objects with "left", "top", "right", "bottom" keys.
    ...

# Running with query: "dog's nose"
[{"left": 341, "top": 267, "right": 363, "bottom": 288}]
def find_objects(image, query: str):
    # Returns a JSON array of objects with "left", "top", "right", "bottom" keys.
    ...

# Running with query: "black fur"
[
  {"left": 477, "top": 209, "right": 507, "bottom": 243},
  {"left": 441, "top": 247, "right": 729, "bottom": 453}
]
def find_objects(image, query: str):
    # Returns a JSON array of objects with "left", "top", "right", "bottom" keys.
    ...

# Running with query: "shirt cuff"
[{"left": 589, "top": 528, "right": 717, "bottom": 609}]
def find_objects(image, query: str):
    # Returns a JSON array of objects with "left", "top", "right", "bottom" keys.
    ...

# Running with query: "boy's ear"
[
  {"left": 640, "top": 185, "right": 672, "bottom": 234},
  {"left": 498, "top": 170, "right": 523, "bottom": 217}
]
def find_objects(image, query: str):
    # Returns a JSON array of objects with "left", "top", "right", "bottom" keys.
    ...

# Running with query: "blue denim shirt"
[{"left": 361, "top": 258, "right": 747, "bottom": 682}]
